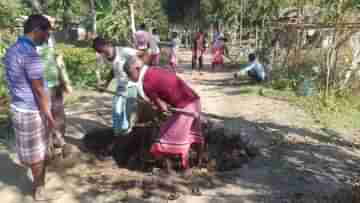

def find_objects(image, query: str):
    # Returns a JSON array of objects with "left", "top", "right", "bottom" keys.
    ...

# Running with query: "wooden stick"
[
  {"left": 168, "top": 107, "right": 199, "bottom": 118},
  {"left": 91, "top": 87, "right": 202, "bottom": 118}
]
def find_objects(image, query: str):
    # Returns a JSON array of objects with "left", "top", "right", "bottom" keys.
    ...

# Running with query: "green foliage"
[
  {"left": 297, "top": 91, "right": 360, "bottom": 129},
  {"left": 95, "top": 0, "right": 169, "bottom": 43},
  {"left": 0, "top": 0, "right": 29, "bottom": 28},
  {"left": 260, "top": 87, "right": 360, "bottom": 129},
  {"left": 96, "top": 0, "right": 131, "bottom": 44},
  {"left": 0, "top": 31, "right": 17, "bottom": 101},
  {"left": 56, "top": 44, "right": 98, "bottom": 88}
]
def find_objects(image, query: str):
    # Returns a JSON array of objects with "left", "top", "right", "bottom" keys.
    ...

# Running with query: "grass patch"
[
  {"left": 296, "top": 94, "right": 360, "bottom": 130},
  {"left": 260, "top": 87, "right": 360, "bottom": 130}
]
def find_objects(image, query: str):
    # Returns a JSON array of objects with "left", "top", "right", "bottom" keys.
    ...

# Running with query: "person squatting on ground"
[
  {"left": 36, "top": 15, "right": 73, "bottom": 158},
  {"left": 234, "top": 53, "right": 266, "bottom": 82},
  {"left": 3, "top": 14, "right": 57, "bottom": 201},
  {"left": 124, "top": 56, "right": 204, "bottom": 172},
  {"left": 192, "top": 30, "right": 206, "bottom": 71},
  {"left": 93, "top": 37, "right": 141, "bottom": 157}
]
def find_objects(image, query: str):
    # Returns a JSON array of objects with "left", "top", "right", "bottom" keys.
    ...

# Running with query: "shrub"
[
  {"left": 56, "top": 44, "right": 99, "bottom": 88},
  {"left": 0, "top": 31, "right": 16, "bottom": 101}
]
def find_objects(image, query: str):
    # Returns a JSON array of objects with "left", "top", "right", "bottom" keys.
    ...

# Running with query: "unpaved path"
[{"left": 0, "top": 50, "right": 360, "bottom": 203}]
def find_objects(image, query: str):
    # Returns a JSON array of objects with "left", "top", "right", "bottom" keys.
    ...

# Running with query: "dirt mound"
[{"left": 83, "top": 121, "right": 255, "bottom": 172}]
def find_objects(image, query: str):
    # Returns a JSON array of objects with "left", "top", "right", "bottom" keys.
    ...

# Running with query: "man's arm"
[
  {"left": 31, "top": 79, "right": 55, "bottom": 129},
  {"left": 102, "top": 69, "right": 114, "bottom": 90},
  {"left": 146, "top": 90, "right": 168, "bottom": 112},
  {"left": 242, "top": 62, "right": 256, "bottom": 72},
  {"left": 153, "top": 97, "right": 168, "bottom": 112},
  {"left": 56, "top": 54, "right": 73, "bottom": 94},
  {"left": 24, "top": 53, "right": 55, "bottom": 129}
]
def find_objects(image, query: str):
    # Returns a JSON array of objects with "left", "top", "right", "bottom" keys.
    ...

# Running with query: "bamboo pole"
[{"left": 130, "top": 3, "right": 136, "bottom": 37}]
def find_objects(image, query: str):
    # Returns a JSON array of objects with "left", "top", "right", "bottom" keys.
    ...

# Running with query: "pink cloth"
[
  {"left": 212, "top": 40, "right": 224, "bottom": 69},
  {"left": 143, "top": 67, "right": 199, "bottom": 109},
  {"left": 169, "top": 51, "right": 177, "bottom": 69},
  {"left": 134, "top": 30, "right": 149, "bottom": 50},
  {"left": 150, "top": 100, "right": 203, "bottom": 168}
]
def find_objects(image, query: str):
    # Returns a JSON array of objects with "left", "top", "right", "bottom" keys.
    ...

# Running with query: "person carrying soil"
[
  {"left": 124, "top": 55, "right": 205, "bottom": 172},
  {"left": 93, "top": 37, "right": 143, "bottom": 157}
]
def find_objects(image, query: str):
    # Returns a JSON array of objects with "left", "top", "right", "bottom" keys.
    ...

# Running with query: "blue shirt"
[
  {"left": 3, "top": 36, "right": 48, "bottom": 111},
  {"left": 243, "top": 60, "right": 266, "bottom": 80}
]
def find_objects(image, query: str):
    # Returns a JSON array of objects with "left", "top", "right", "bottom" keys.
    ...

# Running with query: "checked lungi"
[{"left": 10, "top": 108, "right": 49, "bottom": 165}]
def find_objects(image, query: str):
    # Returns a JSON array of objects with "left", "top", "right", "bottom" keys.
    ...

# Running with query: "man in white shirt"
[
  {"left": 93, "top": 37, "right": 141, "bottom": 156},
  {"left": 235, "top": 53, "right": 266, "bottom": 82}
]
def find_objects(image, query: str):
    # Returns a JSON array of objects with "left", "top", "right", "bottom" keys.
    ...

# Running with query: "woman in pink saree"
[{"left": 211, "top": 36, "right": 228, "bottom": 71}]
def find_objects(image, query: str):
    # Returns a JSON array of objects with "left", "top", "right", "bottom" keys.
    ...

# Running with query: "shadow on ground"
[{"left": 0, "top": 91, "right": 359, "bottom": 202}]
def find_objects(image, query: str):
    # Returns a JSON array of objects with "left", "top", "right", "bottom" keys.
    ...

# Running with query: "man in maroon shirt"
[
  {"left": 192, "top": 30, "right": 206, "bottom": 71},
  {"left": 124, "top": 56, "right": 204, "bottom": 171}
]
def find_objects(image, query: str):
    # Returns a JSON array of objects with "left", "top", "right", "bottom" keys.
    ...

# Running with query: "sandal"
[{"left": 191, "top": 187, "right": 202, "bottom": 196}]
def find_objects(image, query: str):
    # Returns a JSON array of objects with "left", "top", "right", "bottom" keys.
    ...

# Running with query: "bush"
[
  {"left": 56, "top": 44, "right": 99, "bottom": 88},
  {"left": 0, "top": 42, "right": 7, "bottom": 100},
  {"left": 0, "top": 31, "right": 16, "bottom": 101}
]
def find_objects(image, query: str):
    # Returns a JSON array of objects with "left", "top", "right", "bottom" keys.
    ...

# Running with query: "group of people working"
[
  {"left": 3, "top": 15, "right": 71, "bottom": 200},
  {"left": 3, "top": 15, "right": 202, "bottom": 201},
  {"left": 93, "top": 36, "right": 204, "bottom": 172},
  {"left": 3, "top": 14, "right": 266, "bottom": 201}
]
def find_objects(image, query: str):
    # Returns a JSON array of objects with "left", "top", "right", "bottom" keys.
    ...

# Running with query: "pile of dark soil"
[{"left": 83, "top": 121, "right": 256, "bottom": 172}]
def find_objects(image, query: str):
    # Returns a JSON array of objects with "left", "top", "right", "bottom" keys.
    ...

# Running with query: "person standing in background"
[
  {"left": 148, "top": 28, "right": 161, "bottom": 65},
  {"left": 169, "top": 32, "right": 180, "bottom": 72},
  {"left": 192, "top": 30, "right": 205, "bottom": 71},
  {"left": 37, "top": 15, "right": 73, "bottom": 159},
  {"left": 134, "top": 23, "right": 150, "bottom": 51},
  {"left": 211, "top": 35, "right": 229, "bottom": 71}
]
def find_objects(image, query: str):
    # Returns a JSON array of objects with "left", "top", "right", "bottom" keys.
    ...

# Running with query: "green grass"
[{"left": 259, "top": 87, "right": 360, "bottom": 130}]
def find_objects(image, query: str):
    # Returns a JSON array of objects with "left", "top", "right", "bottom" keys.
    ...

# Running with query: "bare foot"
[{"left": 33, "top": 186, "right": 63, "bottom": 201}]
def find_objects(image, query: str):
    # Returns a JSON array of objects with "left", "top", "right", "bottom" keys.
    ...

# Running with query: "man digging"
[
  {"left": 93, "top": 37, "right": 144, "bottom": 160},
  {"left": 124, "top": 55, "right": 205, "bottom": 173}
]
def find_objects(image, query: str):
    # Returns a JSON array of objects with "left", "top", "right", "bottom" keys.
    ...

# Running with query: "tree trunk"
[
  {"left": 88, "top": 0, "right": 96, "bottom": 34},
  {"left": 255, "top": 26, "right": 258, "bottom": 50},
  {"left": 129, "top": 3, "right": 136, "bottom": 37},
  {"left": 27, "top": 0, "right": 43, "bottom": 13},
  {"left": 326, "top": 30, "right": 337, "bottom": 97},
  {"left": 63, "top": 0, "right": 71, "bottom": 41},
  {"left": 239, "top": 0, "right": 243, "bottom": 47}
]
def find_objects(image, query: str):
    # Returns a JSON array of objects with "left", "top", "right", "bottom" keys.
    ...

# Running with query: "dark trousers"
[
  {"left": 247, "top": 70, "right": 263, "bottom": 82},
  {"left": 192, "top": 55, "right": 203, "bottom": 70}
]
